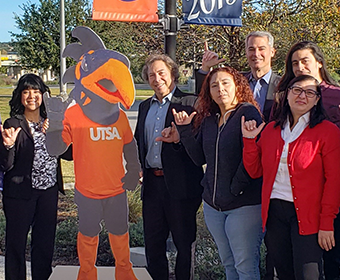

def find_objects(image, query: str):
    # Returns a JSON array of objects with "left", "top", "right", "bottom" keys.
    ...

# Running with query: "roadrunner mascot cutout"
[{"left": 44, "top": 26, "right": 140, "bottom": 280}]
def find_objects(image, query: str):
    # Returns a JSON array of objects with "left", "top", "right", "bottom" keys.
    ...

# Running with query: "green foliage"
[
  {"left": 97, "top": 227, "right": 115, "bottom": 266},
  {"left": 194, "top": 206, "right": 226, "bottom": 279},
  {"left": 11, "top": 0, "right": 92, "bottom": 76},
  {"left": 129, "top": 218, "right": 144, "bottom": 248},
  {"left": 54, "top": 216, "right": 78, "bottom": 263},
  {"left": 0, "top": 75, "right": 15, "bottom": 86},
  {"left": 0, "top": 42, "right": 15, "bottom": 53},
  {"left": 127, "top": 184, "right": 143, "bottom": 224},
  {"left": 0, "top": 68, "right": 8, "bottom": 75},
  {"left": 0, "top": 214, "right": 6, "bottom": 253}
]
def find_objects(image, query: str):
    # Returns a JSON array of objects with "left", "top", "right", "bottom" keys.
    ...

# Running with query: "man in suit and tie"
[
  {"left": 134, "top": 54, "right": 203, "bottom": 280},
  {"left": 196, "top": 31, "right": 281, "bottom": 122}
]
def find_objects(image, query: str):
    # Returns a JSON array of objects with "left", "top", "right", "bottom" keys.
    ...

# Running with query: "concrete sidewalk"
[
  {"left": 0, "top": 248, "right": 148, "bottom": 279},
  {"left": 0, "top": 256, "right": 31, "bottom": 279}
]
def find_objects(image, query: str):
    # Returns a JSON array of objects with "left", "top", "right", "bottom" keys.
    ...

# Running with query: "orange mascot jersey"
[{"left": 62, "top": 103, "right": 133, "bottom": 199}]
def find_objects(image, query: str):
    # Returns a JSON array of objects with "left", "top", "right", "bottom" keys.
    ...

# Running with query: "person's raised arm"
[{"left": 201, "top": 41, "right": 226, "bottom": 72}]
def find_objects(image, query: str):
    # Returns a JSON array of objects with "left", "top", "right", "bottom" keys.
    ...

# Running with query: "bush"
[
  {"left": 97, "top": 227, "right": 115, "bottom": 266},
  {"left": 127, "top": 184, "right": 143, "bottom": 224},
  {"left": 194, "top": 206, "right": 226, "bottom": 279},
  {"left": 0, "top": 214, "right": 6, "bottom": 253},
  {"left": 129, "top": 218, "right": 144, "bottom": 247},
  {"left": 54, "top": 216, "right": 78, "bottom": 265},
  {"left": 0, "top": 75, "right": 15, "bottom": 86}
]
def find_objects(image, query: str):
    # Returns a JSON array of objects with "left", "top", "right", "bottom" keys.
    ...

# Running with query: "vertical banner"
[
  {"left": 93, "top": 0, "right": 159, "bottom": 22},
  {"left": 182, "top": 0, "right": 243, "bottom": 26}
]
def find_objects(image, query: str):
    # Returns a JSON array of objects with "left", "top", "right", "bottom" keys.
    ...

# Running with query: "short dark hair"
[
  {"left": 142, "top": 54, "right": 179, "bottom": 84},
  {"left": 9, "top": 74, "right": 50, "bottom": 118},
  {"left": 274, "top": 75, "right": 326, "bottom": 129},
  {"left": 277, "top": 41, "right": 338, "bottom": 92}
]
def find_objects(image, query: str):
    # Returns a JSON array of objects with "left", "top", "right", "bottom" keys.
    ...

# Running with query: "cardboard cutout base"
[{"left": 49, "top": 266, "right": 151, "bottom": 279}]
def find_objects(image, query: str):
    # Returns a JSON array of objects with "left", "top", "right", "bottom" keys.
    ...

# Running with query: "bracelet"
[{"left": 4, "top": 143, "right": 14, "bottom": 150}]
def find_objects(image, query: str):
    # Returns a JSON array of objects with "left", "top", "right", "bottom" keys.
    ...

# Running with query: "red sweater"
[{"left": 243, "top": 121, "right": 340, "bottom": 235}]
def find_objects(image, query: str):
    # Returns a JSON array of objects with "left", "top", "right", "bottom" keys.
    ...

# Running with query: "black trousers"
[
  {"left": 142, "top": 169, "right": 201, "bottom": 280},
  {"left": 265, "top": 199, "right": 323, "bottom": 280},
  {"left": 2, "top": 185, "right": 58, "bottom": 280},
  {"left": 324, "top": 212, "right": 340, "bottom": 280}
]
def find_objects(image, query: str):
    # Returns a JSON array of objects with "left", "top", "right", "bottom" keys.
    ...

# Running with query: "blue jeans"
[{"left": 204, "top": 202, "right": 263, "bottom": 280}]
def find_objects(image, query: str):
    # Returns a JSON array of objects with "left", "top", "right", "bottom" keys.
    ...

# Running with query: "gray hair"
[
  {"left": 245, "top": 31, "right": 274, "bottom": 49},
  {"left": 142, "top": 54, "right": 179, "bottom": 84}
]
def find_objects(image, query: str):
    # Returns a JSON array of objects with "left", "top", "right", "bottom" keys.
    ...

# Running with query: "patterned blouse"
[{"left": 28, "top": 119, "right": 57, "bottom": 190}]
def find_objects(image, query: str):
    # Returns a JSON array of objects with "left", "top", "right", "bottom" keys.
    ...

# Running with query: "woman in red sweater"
[{"left": 241, "top": 74, "right": 340, "bottom": 280}]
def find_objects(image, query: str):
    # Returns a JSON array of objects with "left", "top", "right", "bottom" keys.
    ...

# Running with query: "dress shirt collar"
[
  {"left": 249, "top": 69, "right": 272, "bottom": 85},
  {"left": 150, "top": 86, "right": 176, "bottom": 105},
  {"left": 282, "top": 111, "right": 310, "bottom": 144}
]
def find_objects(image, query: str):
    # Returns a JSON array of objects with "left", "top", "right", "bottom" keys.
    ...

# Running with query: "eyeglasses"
[{"left": 289, "top": 86, "right": 319, "bottom": 98}]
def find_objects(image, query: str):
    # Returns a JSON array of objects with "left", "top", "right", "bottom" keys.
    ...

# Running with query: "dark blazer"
[
  {"left": 135, "top": 87, "right": 203, "bottom": 200},
  {"left": 0, "top": 115, "right": 72, "bottom": 199},
  {"left": 243, "top": 71, "right": 281, "bottom": 122},
  {"left": 195, "top": 70, "right": 281, "bottom": 122}
]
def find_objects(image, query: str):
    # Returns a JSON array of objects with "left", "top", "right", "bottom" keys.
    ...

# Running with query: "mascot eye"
[{"left": 81, "top": 58, "right": 88, "bottom": 72}]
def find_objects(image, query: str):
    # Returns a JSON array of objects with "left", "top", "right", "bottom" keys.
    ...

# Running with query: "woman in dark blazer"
[{"left": 0, "top": 74, "right": 71, "bottom": 280}]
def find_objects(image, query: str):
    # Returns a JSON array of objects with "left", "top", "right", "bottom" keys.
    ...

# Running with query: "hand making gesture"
[
  {"left": 201, "top": 41, "right": 226, "bottom": 72},
  {"left": 155, "top": 108, "right": 198, "bottom": 143},
  {"left": 241, "top": 116, "right": 265, "bottom": 139},
  {"left": 1, "top": 125, "right": 21, "bottom": 148},
  {"left": 172, "top": 108, "right": 197, "bottom": 126}
]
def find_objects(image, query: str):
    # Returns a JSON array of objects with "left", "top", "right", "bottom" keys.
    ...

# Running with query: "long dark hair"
[
  {"left": 194, "top": 66, "right": 259, "bottom": 129},
  {"left": 274, "top": 75, "right": 326, "bottom": 129},
  {"left": 277, "top": 41, "right": 338, "bottom": 93},
  {"left": 9, "top": 74, "right": 50, "bottom": 118}
]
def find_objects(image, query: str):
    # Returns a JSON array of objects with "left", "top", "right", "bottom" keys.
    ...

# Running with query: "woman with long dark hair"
[
  {"left": 242, "top": 75, "right": 340, "bottom": 279},
  {"left": 272, "top": 42, "right": 340, "bottom": 279},
  {"left": 158, "top": 66, "right": 264, "bottom": 279},
  {"left": 0, "top": 73, "right": 71, "bottom": 280}
]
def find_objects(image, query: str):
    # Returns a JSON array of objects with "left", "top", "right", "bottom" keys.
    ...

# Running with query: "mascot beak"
[{"left": 81, "top": 58, "right": 135, "bottom": 109}]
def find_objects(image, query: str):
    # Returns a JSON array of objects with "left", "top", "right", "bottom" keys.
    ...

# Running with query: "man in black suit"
[
  {"left": 135, "top": 54, "right": 203, "bottom": 280},
  {"left": 196, "top": 31, "right": 281, "bottom": 122}
]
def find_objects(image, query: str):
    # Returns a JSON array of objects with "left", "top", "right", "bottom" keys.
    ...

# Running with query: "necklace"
[
  {"left": 25, "top": 114, "right": 41, "bottom": 123},
  {"left": 25, "top": 116, "right": 43, "bottom": 132}
]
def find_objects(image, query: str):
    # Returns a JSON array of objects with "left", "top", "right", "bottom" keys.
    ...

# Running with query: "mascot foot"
[
  {"left": 109, "top": 232, "right": 138, "bottom": 280},
  {"left": 77, "top": 232, "right": 99, "bottom": 280}
]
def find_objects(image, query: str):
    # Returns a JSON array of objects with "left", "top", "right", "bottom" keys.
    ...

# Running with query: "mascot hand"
[
  {"left": 43, "top": 92, "right": 73, "bottom": 122},
  {"left": 122, "top": 170, "right": 139, "bottom": 191}
]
